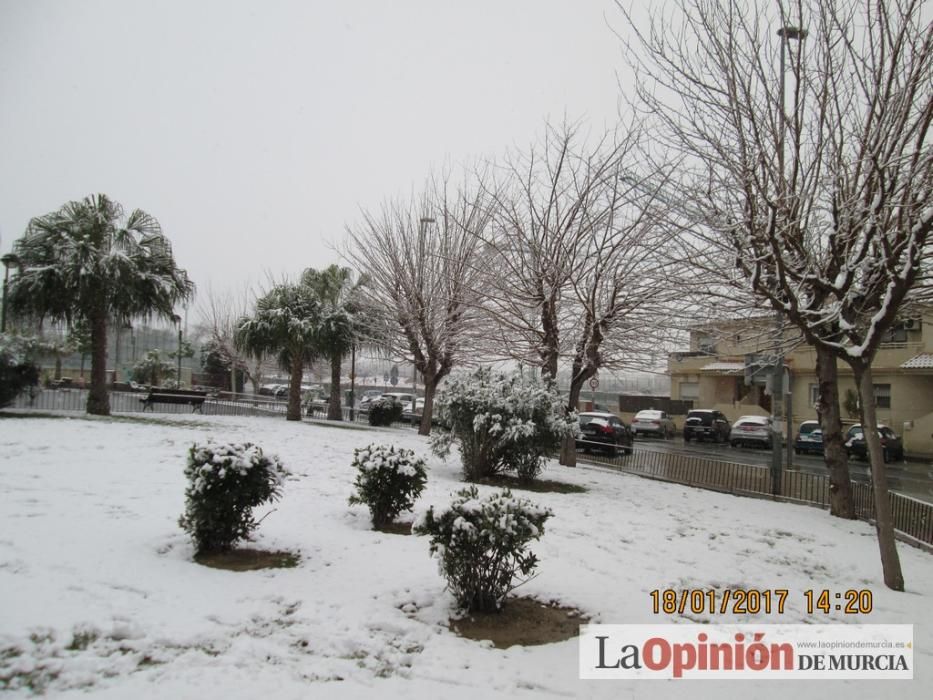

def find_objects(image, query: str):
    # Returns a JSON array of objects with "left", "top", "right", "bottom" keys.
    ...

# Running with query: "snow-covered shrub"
[
  {"left": 367, "top": 397, "right": 403, "bottom": 426},
  {"left": 431, "top": 367, "right": 576, "bottom": 482},
  {"left": 178, "top": 441, "right": 288, "bottom": 554},
  {"left": 413, "top": 486, "right": 553, "bottom": 613},
  {"left": 348, "top": 444, "right": 428, "bottom": 528},
  {"left": 0, "top": 334, "right": 40, "bottom": 408}
]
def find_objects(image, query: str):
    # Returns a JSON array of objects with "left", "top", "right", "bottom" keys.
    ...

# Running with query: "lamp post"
[
  {"left": 1, "top": 253, "right": 20, "bottom": 333},
  {"left": 771, "top": 24, "right": 807, "bottom": 494},
  {"left": 412, "top": 216, "right": 435, "bottom": 393}
]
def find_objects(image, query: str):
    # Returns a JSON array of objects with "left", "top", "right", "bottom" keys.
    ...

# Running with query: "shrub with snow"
[
  {"left": 178, "top": 441, "right": 288, "bottom": 554},
  {"left": 413, "top": 486, "right": 553, "bottom": 613},
  {"left": 0, "top": 334, "right": 42, "bottom": 408},
  {"left": 348, "top": 444, "right": 428, "bottom": 528},
  {"left": 431, "top": 367, "right": 576, "bottom": 482},
  {"left": 367, "top": 398, "right": 403, "bottom": 426}
]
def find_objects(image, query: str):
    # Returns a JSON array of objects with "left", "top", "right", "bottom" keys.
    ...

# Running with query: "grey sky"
[{"left": 0, "top": 0, "right": 632, "bottom": 300}]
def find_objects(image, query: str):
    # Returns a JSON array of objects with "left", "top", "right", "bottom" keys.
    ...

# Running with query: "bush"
[
  {"left": 0, "top": 334, "right": 40, "bottom": 408},
  {"left": 367, "top": 397, "right": 403, "bottom": 426},
  {"left": 430, "top": 368, "right": 576, "bottom": 482},
  {"left": 178, "top": 440, "right": 288, "bottom": 555},
  {"left": 348, "top": 444, "right": 428, "bottom": 528},
  {"left": 413, "top": 486, "right": 552, "bottom": 613}
]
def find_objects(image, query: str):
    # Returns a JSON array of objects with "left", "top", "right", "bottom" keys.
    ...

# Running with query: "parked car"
[
  {"left": 380, "top": 392, "right": 417, "bottom": 412},
  {"left": 576, "top": 411, "right": 633, "bottom": 456},
  {"left": 729, "top": 415, "right": 773, "bottom": 449},
  {"left": 794, "top": 420, "right": 824, "bottom": 455},
  {"left": 683, "top": 409, "right": 731, "bottom": 443},
  {"left": 358, "top": 390, "right": 383, "bottom": 408},
  {"left": 631, "top": 409, "right": 676, "bottom": 438},
  {"left": 845, "top": 424, "right": 905, "bottom": 462}
]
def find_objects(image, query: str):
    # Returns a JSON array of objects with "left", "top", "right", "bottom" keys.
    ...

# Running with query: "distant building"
[{"left": 668, "top": 309, "right": 933, "bottom": 457}]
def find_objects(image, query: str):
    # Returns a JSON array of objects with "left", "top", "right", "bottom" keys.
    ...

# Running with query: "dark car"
[
  {"left": 794, "top": 420, "right": 824, "bottom": 455},
  {"left": 845, "top": 424, "right": 905, "bottom": 463},
  {"left": 683, "top": 409, "right": 731, "bottom": 443},
  {"left": 576, "top": 411, "right": 633, "bottom": 456}
]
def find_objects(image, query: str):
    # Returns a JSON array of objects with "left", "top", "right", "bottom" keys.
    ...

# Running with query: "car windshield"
[
  {"left": 635, "top": 411, "right": 661, "bottom": 420},
  {"left": 799, "top": 422, "right": 820, "bottom": 435},
  {"left": 579, "top": 414, "right": 609, "bottom": 426},
  {"left": 686, "top": 412, "right": 713, "bottom": 425}
]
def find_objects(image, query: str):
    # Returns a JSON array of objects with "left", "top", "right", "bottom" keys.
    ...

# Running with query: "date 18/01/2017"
[{"left": 650, "top": 589, "right": 874, "bottom": 616}]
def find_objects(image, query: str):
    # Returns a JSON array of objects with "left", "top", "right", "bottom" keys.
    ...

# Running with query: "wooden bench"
[{"left": 140, "top": 388, "right": 208, "bottom": 413}]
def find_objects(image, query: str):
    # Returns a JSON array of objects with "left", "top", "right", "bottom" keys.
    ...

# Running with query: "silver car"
[
  {"left": 729, "top": 415, "right": 773, "bottom": 449},
  {"left": 631, "top": 409, "right": 676, "bottom": 438}
]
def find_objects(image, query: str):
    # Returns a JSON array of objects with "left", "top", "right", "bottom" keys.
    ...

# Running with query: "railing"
[{"left": 578, "top": 439, "right": 933, "bottom": 548}]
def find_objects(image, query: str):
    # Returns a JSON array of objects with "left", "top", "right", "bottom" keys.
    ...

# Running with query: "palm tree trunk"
[
  {"left": 86, "top": 313, "right": 110, "bottom": 416},
  {"left": 327, "top": 353, "right": 343, "bottom": 421},
  {"left": 286, "top": 359, "right": 303, "bottom": 421},
  {"left": 854, "top": 362, "right": 904, "bottom": 591},
  {"left": 815, "top": 345, "right": 855, "bottom": 519}
]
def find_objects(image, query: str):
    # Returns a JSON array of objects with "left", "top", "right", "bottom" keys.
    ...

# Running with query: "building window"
[
  {"left": 809, "top": 384, "right": 820, "bottom": 407},
  {"left": 680, "top": 381, "right": 699, "bottom": 400},
  {"left": 874, "top": 384, "right": 891, "bottom": 410},
  {"left": 882, "top": 325, "right": 908, "bottom": 343},
  {"left": 696, "top": 332, "right": 716, "bottom": 354}
]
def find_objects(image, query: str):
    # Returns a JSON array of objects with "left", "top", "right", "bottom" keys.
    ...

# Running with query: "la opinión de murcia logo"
[{"left": 579, "top": 624, "right": 913, "bottom": 680}]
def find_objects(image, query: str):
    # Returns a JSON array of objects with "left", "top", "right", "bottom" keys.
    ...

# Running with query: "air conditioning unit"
[{"left": 904, "top": 318, "right": 921, "bottom": 330}]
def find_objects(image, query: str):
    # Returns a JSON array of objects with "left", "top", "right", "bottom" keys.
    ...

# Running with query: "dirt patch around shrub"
[
  {"left": 474, "top": 474, "right": 586, "bottom": 494},
  {"left": 194, "top": 548, "right": 300, "bottom": 571},
  {"left": 375, "top": 521, "right": 414, "bottom": 536},
  {"left": 450, "top": 596, "right": 589, "bottom": 648}
]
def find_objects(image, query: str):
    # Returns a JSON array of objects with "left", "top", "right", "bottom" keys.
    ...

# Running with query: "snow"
[{"left": 1, "top": 412, "right": 932, "bottom": 698}]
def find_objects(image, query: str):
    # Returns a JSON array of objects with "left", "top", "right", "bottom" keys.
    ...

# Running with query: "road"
[{"left": 627, "top": 436, "right": 933, "bottom": 505}]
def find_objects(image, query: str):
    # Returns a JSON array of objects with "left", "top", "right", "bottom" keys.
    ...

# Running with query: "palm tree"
[
  {"left": 234, "top": 282, "right": 319, "bottom": 421},
  {"left": 301, "top": 265, "right": 363, "bottom": 421},
  {"left": 6, "top": 194, "right": 193, "bottom": 415}
]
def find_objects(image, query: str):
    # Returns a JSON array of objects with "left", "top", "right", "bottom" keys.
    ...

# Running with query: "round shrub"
[
  {"left": 178, "top": 440, "right": 288, "bottom": 555},
  {"left": 367, "top": 397, "right": 403, "bottom": 426},
  {"left": 348, "top": 444, "right": 428, "bottom": 528},
  {"left": 413, "top": 486, "right": 553, "bottom": 613},
  {"left": 430, "top": 367, "right": 576, "bottom": 482}
]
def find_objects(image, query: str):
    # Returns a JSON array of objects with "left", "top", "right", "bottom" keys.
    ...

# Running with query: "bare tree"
[
  {"left": 479, "top": 122, "right": 674, "bottom": 465},
  {"left": 622, "top": 0, "right": 933, "bottom": 590},
  {"left": 196, "top": 284, "right": 266, "bottom": 393},
  {"left": 345, "top": 174, "right": 491, "bottom": 435}
]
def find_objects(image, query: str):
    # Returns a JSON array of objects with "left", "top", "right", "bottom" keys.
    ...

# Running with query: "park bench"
[{"left": 140, "top": 388, "right": 208, "bottom": 413}]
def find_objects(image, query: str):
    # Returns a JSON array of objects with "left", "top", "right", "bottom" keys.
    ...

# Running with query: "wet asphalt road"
[{"left": 625, "top": 435, "right": 933, "bottom": 505}]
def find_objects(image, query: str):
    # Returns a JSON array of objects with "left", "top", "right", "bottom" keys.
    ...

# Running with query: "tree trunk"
[
  {"left": 419, "top": 373, "right": 437, "bottom": 436},
  {"left": 327, "top": 353, "right": 343, "bottom": 421},
  {"left": 54, "top": 356, "right": 62, "bottom": 381},
  {"left": 86, "top": 313, "right": 110, "bottom": 416},
  {"left": 815, "top": 345, "right": 855, "bottom": 519},
  {"left": 853, "top": 362, "right": 904, "bottom": 591},
  {"left": 286, "top": 359, "right": 303, "bottom": 421},
  {"left": 559, "top": 378, "right": 586, "bottom": 467}
]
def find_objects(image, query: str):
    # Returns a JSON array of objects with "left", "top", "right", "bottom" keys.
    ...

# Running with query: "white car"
[
  {"left": 729, "top": 415, "right": 774, "bottom": 449},
  {"left": 630, "top": 409, "right": 676, "bottom": 438}
]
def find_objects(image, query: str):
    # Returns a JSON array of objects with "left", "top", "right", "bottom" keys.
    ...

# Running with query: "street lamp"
[
  {"left": 770, "top": 24, "right": 807, "bottom": 494},
  {"left": 412, "top": 216, "right": 436, "bottom": 393},
  {"left": 1, "top": 253, "right": 21, "bottom": 333}
]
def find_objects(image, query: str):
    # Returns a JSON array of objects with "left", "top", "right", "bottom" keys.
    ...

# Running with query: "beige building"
[{"left": 668, "top": 310, "right": 933, "bottom": 457}]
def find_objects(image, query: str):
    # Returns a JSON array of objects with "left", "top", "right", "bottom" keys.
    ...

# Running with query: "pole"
[
  {"left": 177, "top": 326, "right": 183, "bottom": 388},
  {"left": 1, "top": 265, "right": 9, "bottom": 333},
  {"left": 349, "top": 343, "right": 356, "bottom": 422}
]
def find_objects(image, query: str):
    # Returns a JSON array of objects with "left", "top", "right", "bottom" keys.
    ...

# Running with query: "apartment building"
[{"left": 668, "top": 309, "right": 933, "bottom": 457}]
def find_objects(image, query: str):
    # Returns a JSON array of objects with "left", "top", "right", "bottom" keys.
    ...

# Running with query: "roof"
[
  {"left": 700, "top": 361, "right": 745, "bottom": 373},
  {"left": 901, "top": 353, "right": 933, "bottom": 370}
]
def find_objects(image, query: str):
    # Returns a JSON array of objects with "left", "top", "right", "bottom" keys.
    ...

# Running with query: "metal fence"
[
  {"left": 580, "top": 442, "right": 933, "bottom": 548},
  {"left": 9, "top": 390, "right": 930, "bottom": 547}
]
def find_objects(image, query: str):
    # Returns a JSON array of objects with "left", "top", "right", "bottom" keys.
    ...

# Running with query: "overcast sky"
[{"left": 0, "top": 0, "right": 634, "bottom": 303}]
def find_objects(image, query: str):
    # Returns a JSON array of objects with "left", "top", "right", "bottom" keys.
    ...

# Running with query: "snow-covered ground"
[{"left": 1, "top": 412, "right": 931, "bottom": 698}]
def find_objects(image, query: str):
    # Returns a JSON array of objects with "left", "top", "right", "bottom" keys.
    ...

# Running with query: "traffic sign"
[{"left": 588, "top": 377, "right": 599, "bottom": 390}]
